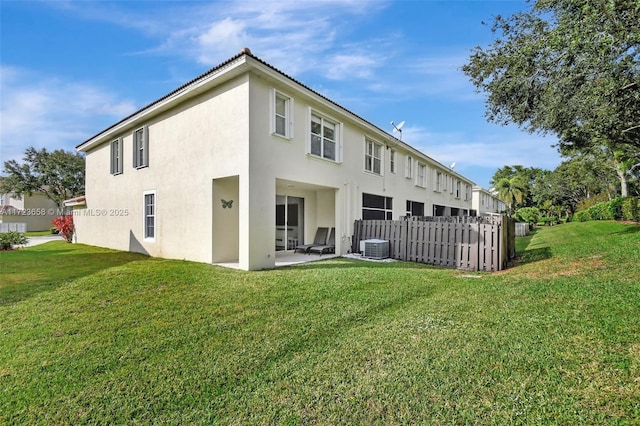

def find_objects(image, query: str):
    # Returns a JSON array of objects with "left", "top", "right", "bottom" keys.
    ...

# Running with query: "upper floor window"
[
  {"left": 389, "top": 149, "right": 396, "bottom": 173},
  {"left": 405, "top": 156, "right": 413, "bottom": 179},
  {"left": 310, "top": 112, "right": 340, "bottom": 162},
  {"left": 435, "top": 171, "right": 443, "bottom": 192},
  {"left": 456, "top": 180, "right": 461, "bottom": 199},
  {"left": 133, "top": 126, "right": 149, "bottom": 169},
  {"left": 110, "top": 138, "right": 123, "bottom": 175},
  {"left": 365, "top": 139, "right": 382, "bottom": 175},
  {"left": 273, "top": 91, "right": 292, "bottom": 138},
  {"left": 416, "top": 163, "right": 427, "bottom": 187}
]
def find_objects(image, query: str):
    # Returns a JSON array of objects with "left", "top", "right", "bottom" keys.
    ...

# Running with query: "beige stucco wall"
[
  {"left": 0, "top": 193, "right": 60, "bottom": 231},
  {"left": 75, "top": 75, "right": 249, "bottom": 263},
  {"left": 244, "top": 72, "right": 475, "bottom": 265},
  {"left": 75, "top": 58, "right": 476, "bottom": 270}
]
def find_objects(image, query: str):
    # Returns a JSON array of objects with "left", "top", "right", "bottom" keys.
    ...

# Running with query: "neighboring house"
[
  {"left": 472, "top": 186, "right": 506, "bottom": 216},
  {"left": 68, "top": 48, "right": 478, "bottom": 270},
  {"left": 0, "top": 192, "right": 60, "bottom": 231}
]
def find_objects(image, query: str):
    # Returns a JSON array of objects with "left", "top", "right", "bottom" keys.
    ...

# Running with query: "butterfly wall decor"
[{"left": 221, "top": 199, "right": 233, "bottom": 209}]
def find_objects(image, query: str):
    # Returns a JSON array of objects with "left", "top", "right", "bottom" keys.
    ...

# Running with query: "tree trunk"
[{"left": 614, "top": 160, "right": 628, "bottom": 197}]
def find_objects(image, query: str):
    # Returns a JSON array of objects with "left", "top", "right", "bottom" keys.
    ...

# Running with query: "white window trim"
[
  {"left": 271, "top": 89, "right": 294, "bottom": 140},
  {"left": 133, "top": 126, "right": 149, "bottom": 169},
  {"left": 364, "top": 138, "right": 383, "bottom": 176},
  {"left": 389, "top": 149, "right": 396, "bottom": 174},
  {"left": 143, "top": 190, "right": 156, "bottom": 242},
  {"left": 110, "top": 137, "right": 123, "bottom": 175},
  {"left": 307, "top": 109, "right": 342, "bottom": 163},
  {"left": 405, "top": 155, "right": 413, "bottom": 179},
  {"left": 416, "top": 162, "right": 427, "bottom": 188},
  {"left": 434, "top": 170, "right": 443, "bottom": 193}
]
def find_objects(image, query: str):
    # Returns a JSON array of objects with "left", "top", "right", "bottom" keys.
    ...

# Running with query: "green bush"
[
  {"left": 0, "top": 231, "right": 28, "bottom": 250},
  {"left": 621, "top": 197, "right": 639, "bottom": 221},
  {"left": 573, "top": 196, "right": 640, "bottom": 223},
  {"left": 576, "top": 193, "right": 610, "bottom": 212},
  {"left": 515, "top": 207, "right": 541, "bottom": 225}
]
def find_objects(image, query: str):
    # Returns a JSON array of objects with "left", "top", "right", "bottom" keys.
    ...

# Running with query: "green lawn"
[{"left": 1, "top": 221, "right": 639, "bottom": 424}]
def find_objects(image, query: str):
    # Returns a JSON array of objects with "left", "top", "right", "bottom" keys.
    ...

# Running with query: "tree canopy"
[
  {"left": 1, "top": 147, "right": 85, "bottom": 208},
  {"left": 462, "top": 0, "right": 640, "bottom": 153}
]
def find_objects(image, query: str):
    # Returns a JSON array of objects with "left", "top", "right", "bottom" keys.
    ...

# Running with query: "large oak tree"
[
  {"left": 462, "top": 0, "right": 640, "bottom": 196},
  {"left": 1, "top": 147, "right": 85, "bottom": 208}
]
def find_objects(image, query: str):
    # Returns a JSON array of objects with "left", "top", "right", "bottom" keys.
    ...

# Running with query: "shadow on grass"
[
  {"left": 514, "top": 246, "right": 553, "bottom": 267},
  {"left": 614, "top": 223, "right": 640, "bottom": 234},
  {"left": 0, "top": 242, "right": 147, "bottom": 307},
  {"left": 280, "top": 257, "right": 454, "bottom": 272}
]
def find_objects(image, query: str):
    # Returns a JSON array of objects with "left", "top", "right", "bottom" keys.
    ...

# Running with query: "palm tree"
[{"left": 495, "top": 177, "right": 526, "bottom": 215}]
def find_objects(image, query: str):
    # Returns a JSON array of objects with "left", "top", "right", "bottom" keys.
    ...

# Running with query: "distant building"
[
  {"left": 0, "top": 192, "right": 59, "bottom": 231},
  {"left": 472, "top": 186, "right": 506, "bottom": 215}
]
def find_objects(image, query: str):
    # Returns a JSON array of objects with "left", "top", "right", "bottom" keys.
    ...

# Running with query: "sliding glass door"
[{"left": 275, "top": 195, "right": 304, "bottom": 251}]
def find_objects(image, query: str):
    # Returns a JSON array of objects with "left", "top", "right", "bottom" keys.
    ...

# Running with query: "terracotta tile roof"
[{"left": 63, "top": 195, "right": 86, "bottom": 206}]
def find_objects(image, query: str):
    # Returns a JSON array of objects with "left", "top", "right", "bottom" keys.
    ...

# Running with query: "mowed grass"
[{"left": 1, "top": 221, "right": 639, "bottom": 424}]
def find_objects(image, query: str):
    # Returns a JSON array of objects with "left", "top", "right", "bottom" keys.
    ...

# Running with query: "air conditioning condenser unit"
[{"left": 362, "top": 239, "right": 389, "bottom": 259}]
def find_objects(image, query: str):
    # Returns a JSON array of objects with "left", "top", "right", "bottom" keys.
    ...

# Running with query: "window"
[
  {"left": 435, "top": 171, "right": 443, "bottom": 192},
  {"left": 273, "top": 91, "right": 292, "bottom": 138},
  {"left": 416, "top": 163, "right": 427, "bottom": 187},
  {"left": 405, "top": 156, "right": 413, "bottom": 178},
  {"left": 365, "top": 139, "right": 382, "bottom": 175},
  {"left": 133, "top": 126, "right": 149, "bottom": 169},
  {"left": 110, "top": 138, "right": 123, "bottom": 175},
  {"left": 362, "top": 193, "right": 393, "bottom": 220},
  {"left": 143, "top": 191, "right": 155, "bottom": 240},
  {"left": 406, "top": 200, "right": 424, "bottom": 217},
  {"left": 390, "top": 149, "right": 396, "bottom": 173},
  {"left": 456, "top": 180, "right": 461, "bottom": 198},
  {"left": 310, "top": 112, "right": 340, "bottom": 161}
]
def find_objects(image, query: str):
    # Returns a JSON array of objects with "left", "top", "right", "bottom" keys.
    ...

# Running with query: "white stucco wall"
[
  {"left": 75, "top": 75, "right": 250, "bottom": 263},
  {"left": 75, "top": 55, "right": 476, "bottom": 270}
]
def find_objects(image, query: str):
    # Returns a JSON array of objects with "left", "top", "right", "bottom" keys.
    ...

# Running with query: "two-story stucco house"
[
  {"left": 0, "top": 191, "right": 59, "bottom": 231},
  {"left": 70, "top": 48, "right": 478, "bottom": 270}
]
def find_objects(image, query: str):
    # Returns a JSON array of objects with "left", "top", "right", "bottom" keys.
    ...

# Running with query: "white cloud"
[
  {"left": 195, "top": 18, "right": 249, "bottom": 64},
  {"left": 0, "top": 66, "right": 136, "bottom": 163},
  {"left": 401, "top": 124, "right": 562, "bottom": 172}
]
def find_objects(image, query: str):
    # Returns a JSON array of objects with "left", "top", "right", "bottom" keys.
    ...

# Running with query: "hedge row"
[{"left": 573, "top": 196, "right": 640, "bottom": 222}]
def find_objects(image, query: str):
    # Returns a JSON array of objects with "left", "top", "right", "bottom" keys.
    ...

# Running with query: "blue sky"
[{"left": 0, "top": 0, "right": 563, "bottom": 189}]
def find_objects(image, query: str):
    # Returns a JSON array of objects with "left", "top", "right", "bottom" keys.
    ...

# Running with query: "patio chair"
[
  {"left": 295, "top": 227, "right": 329, "bottom": 253},
  {"left": 308, "top": 228, "right": 335, "bottom": 255}
]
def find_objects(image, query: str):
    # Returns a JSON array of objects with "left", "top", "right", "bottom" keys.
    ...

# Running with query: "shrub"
[
  {"left": 572, "top": 210, "right": 591, "bottom": 222},
  {"left": 515, "top": 207, "right": 541, "bottom": 225},
  {"left": 573, "top": 197, "right": 640, "bottom": 223},
  {"left": 50, "top": 227, "right": 60, "bottom": 234},
  {"left": 621, "top": 197, "right": 640, "bottom": 221},
  {"left": 0, "top": 231, "right": 28, "bottom": 250},
  {"left": 576, "top": 193, "right": 610, "bottom": 212},
  {"left": 52, "top": 215, "right": 74, "bottom": 243}
]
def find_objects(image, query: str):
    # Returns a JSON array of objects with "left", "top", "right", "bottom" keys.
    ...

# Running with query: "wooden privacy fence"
[{"left": 352, "top": 215, "right": 516, "bottom": 272}]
